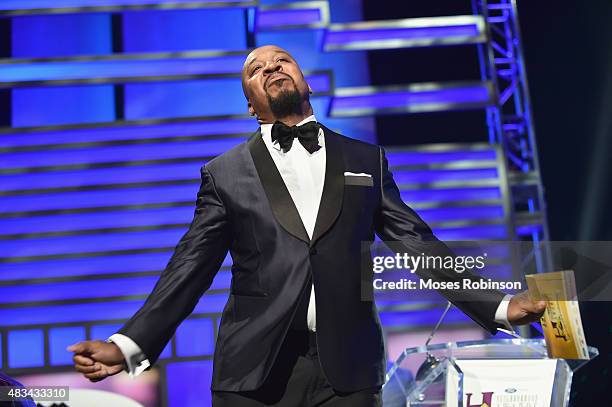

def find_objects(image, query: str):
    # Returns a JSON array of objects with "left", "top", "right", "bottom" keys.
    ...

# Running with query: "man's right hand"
[{"left": 67, "top": 340, "right": 126, "bottom": 382}]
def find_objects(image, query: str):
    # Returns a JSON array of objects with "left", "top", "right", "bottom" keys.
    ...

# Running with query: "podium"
[{"left": 383, "top": 338, "right": 598, "bottom": 407}]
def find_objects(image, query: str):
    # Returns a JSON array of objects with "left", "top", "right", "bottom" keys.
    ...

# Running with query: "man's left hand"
[{"left": 507, "top": 290, "right": 547, "bottom": 325}]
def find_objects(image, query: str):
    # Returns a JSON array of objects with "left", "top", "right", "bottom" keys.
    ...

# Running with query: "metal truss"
[{"left": 473, "top": 0, "right": 552, "bottom": 280}]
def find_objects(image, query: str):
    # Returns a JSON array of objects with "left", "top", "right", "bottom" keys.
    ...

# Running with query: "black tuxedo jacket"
[{"left": 118, "top": 124, "right": 505, "bottom": 392}]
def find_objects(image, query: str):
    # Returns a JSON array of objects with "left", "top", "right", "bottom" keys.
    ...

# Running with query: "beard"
[{"left": 266, "top": 86, "right": 303, "bottom": 118}]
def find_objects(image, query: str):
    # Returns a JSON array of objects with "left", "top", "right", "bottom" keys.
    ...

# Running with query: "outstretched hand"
[
  {"left": 67, "top": 340, "right": 126, "bottom": 382},
  {"left": 507, "top": 290, "right": 547, "bottom": 325}
]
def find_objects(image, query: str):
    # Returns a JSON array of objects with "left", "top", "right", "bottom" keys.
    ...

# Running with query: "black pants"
[{"left": 212, "top": 330, "right": 382, "bottom": 407}]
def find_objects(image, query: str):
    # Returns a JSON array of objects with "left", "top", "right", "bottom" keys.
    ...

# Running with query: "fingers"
[
  {"left": 507, "top": 291, "right": 546, "bottom": 325},
  {"left": 71, "top": 346, "right": 98, "bottom": 372},
  {"left": 67, "top": 340, "right": 95, "bottom": 354},
  {"left": 84, "top": 363, "right": 123, "bottom": 382},
  {"left": 533, "top": 300, "right": 546, "bottom": 313},
  {"left": 67, "top": 342, "right": 85, "bottom": 353},
  {"left": 523, "top": 298, "right": 546, "bottom": 314},
  {"left": 517, "top": 290, "right": 546, "bottom": 314},
  {"left": 68, "top": 341, "right": 109, "bottom": 380},
  {"left": 75, "top": 362, "right": 101, "bottom": 374},
  {"left": 84, "top": 365, "right": 108, "bottom": 381},
  {"left": 73, "top": 354, "right": 94, "bottom": 366},
  {"left": 521, "top": 299, "right": 546, "bottom": 324}
]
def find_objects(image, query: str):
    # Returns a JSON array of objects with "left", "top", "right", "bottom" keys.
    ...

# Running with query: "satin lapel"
[
  {"left": 248, "top": 130, "right": 310, "bottom": 244},
  {"left": 311, "top": 125, "right": 345, "bottom": 247}
]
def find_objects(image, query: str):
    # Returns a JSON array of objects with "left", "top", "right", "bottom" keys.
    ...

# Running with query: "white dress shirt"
[
  {"left": 110, "top": 114, "right": 513, "bottom": 377},
  {"left": 260, "top": 114, "right": 325, "bottom": 332}
]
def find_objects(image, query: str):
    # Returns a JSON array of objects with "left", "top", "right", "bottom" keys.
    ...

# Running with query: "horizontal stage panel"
[
  {"left": 0, "top": 252, "right": 232, "bottom": 281},
  {"left": 393, "top": 168, "right": 499, "bottom": 184},
  {"left": 0, "top": 221, "right": 509, "bottom": 260},
  {"left": 0, "top": 162, "right": 202, "bottom": 192},
  {"left": 256, "top": 1, "right": 329, "bottom": 31},
  {"left": 0, "top": 184, "right": 199, "bottom": 214},
  {"left": 0, "top": 185, "right": 504, "bottom": 215},
  {"left": 432, "top": 224, "right": 508, "bottom": 240},
  {"left": 416, "top": 205, "right": 504, "bottom": 224},
  {"left": 0, "top": 228, "right": 188, "bottom": 259},
  {"left": 0, "top": 293, "right": 228, "bottom": 326},
  {"left": 323, "top": 15, "right": 486, "bottom": 52},
  {"left": 0, "top": 206, "right": 194, "bottom": 235},
  {"left": 0, "top": 0, "right": 256, "bottom": 16},
  {"left": 385, "top": 147, "right": 497, "bottom": 166},
  {"left": 0, "top": 271, "right": 230, "bottom": 305},
  {"left": 400, "top": 187, "right": 502, "bottom": 203},
  {"left": 0, "top": 138, "right": 243, "bottom": 170},
  {"left": 120, "top": 7, "right": 247, "bottom": 54},
  {"left": 516, "top": 223, "right": 543, "bottom": 236},
  {"left": 0, "top": 203, "right": 505, "bottom": 237},
  {"left": 0, "top": 116, "right": 255, "bottom": 149},
  {"left": 386, "top": 142, "right": 507, "bottom": 242},
  {"left": 0, "top": 51, "right": 247, "bottom": 85},
  {"left": 12, "top": 84, "right": 115, "bottom": 128},
  {"left": 0, "top": 165, "right": 499, "bottom": 195},
  {"left": 329, "top": 81, "right": 495, "bottom": 117},
  {"left": 0, "top": 48, "right": 332, "bottom": 89},
  {"left": 0, "top": 252, "right": 170, "bottom": 280},
  {"left": 119, "top": 77, "right": 329, "bottom": 120}
]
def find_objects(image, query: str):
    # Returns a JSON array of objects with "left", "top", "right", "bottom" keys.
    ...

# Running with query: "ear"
[
  {"left": 247, "top": 100, "right": 255, "bottom": 116},
  {"left": 307, "top": 83, "right": 313, "bottom": 95}
]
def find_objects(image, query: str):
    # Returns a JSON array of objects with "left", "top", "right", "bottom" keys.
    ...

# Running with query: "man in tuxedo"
[{"left": 68, "top": 45, "right": 545, "bottom": 406}]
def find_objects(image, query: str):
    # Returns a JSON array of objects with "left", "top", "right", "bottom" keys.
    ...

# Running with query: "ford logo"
[{"left": 505, "top": 388, "right": 517, "bottom": 394}]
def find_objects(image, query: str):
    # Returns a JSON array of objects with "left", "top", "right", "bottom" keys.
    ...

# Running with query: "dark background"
[
  {"left": 519, "top": 2, "right": 612, "bottom": 404},
  {"left": 363, "top": 0, "right": 612, "bottom": 404}
]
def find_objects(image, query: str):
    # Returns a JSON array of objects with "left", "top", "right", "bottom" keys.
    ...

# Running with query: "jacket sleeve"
[
  {"left": 117, "top": 165, "right": 232, "bottom": 365},
  {"left": 374, "top": 147, "right": 504, "bottom": 334}
]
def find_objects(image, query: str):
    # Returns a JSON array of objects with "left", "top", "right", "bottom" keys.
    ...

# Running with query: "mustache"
[{"left": 265, "top": 73, "right": 293, "bottom": 88}]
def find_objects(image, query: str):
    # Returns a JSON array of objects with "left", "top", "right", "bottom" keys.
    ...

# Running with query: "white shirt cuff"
[
  {"left": 493, "top": 294, "right": 514, "bottom": 331},
  {"left": 108, "top": 333, "right": 150, "bottom": 378}
]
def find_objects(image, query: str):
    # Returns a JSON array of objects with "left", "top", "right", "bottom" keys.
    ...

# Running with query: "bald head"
[{"left": 240, "top": 45, "right": 313, "bottom": 124}]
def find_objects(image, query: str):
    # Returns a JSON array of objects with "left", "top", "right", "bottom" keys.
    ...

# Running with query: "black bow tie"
[{"left": 271, "top": 121, "right": 322, "bottom": 154}]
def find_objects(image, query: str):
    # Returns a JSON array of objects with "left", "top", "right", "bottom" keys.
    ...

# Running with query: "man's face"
[{"left": 242, "top": 45, "right": 311, "bottom": 122}]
